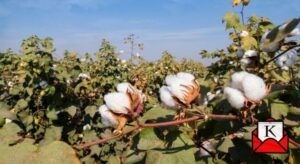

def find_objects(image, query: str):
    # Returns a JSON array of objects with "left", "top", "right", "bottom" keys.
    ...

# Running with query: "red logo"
[{"left": 252, "top": 121, "right": 288, "bottom": 153}]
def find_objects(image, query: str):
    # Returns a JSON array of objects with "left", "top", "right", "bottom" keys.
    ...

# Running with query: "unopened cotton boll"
[
  {"left": 230, "top": 71, "right": 250, "bottom": 91},
  {"left": 275, "top": 48, "right": 299, "bottom": 70},
  {"left": 104, "top": 92, "right": 131, "bottom": 114},
  {"left": 98, "top": 105, "right": 118, "bottom": 127},
  {"left": 242, "top": 74, "right": 266, "bottom": 101},
  {"left": 224, "top": 87, "right": 245, "bottom": 109},
  {"left": 159, "top": 86, "right": 180, "bottom": 109}
]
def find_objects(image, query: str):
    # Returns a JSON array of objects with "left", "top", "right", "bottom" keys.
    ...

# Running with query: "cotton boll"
[
  {"left": 165, "top": 75, "right": 189, "bottom": 101},
  {"left": 230, "top": 71, "right": 250, "bottom": 91},
  {"left": 240, "top": 58, "right": 252, "bottom": 66},
  {"left": 98, "top": 105, "right": 118, "bottom": 127},
  {"left": 288, "top": 28, "right": 300, "bottom": 37},
  {"left": 176, "top": 72, "right": 195, "bottom": 83},
  {"left": 240, "top": 31, "right": 249, "bottom": 37},
  {"left": 159, "top": 86, "right": 180, "bottom": 109},
  {"left": 236, "top": 47, "right": 244, "bottom": 58},
  {"left": 104, "top": 92, "right": 131, "bottom": 114},
  {"left": 224, "top": 87, "right": 245, "bottom": 109},
  {"left": 117, "top": 82, "right": 133, "bottom": 93},
  {"left": 260, "top": 31, "right": 280, "bottom": 52},
  {"left": 242, "top": 74, "right": 266, "bottom": 101},
  {"left": 275, "top": 48, "right": 299, "bottom": 70},
  {"left": 244, "top": 50, "right": 257, "bottom": 58}
]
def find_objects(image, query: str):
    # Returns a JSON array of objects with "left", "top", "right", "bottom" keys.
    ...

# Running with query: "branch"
[
  {"left": 260, "top": 44, "right": 300, "bottom": 69},
  {"left": 74, "top": 114, "right": 239, "bottom": 150},
  {"left": 240, "top": 5, "right": 245, "bottom": 25}
]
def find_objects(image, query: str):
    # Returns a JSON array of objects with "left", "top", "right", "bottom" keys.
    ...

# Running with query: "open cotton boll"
[
  {"left": 176, "top": 72, "right": 195, "bottom": 83},
  {"left": 117, "top": 82, "right": 134, "bottom": 93},
  {"left": 159, "top": 86, "right": 180, "bottom": 109},
  {"left": 104, "top": 92, "right": 131, "bottom": 114},
  {"left": 240, "top": 58, "right": 252, "bottom": 66},
  {"left": 230, "top": 71, "right": 250, "bottom": 91},
  {"left": 165, "top": 75, "right": 189, "bottom": 100},
  {"left": 275, "top": 48, "right": 299, "bottom": 70},
  {"left": 288, "top": 28, "right": 300, "bottom": 37},
  {"left": 242, "top": 74, "right": 266, "bottom": 101},
  {"left": 244, "top": 50, "right": 257, "bottom": 58},
  {"left": 98, "top": 105, "right": 118, "bottom": 127},
  {"left": 224, "top": 87, "right": 245, "bottom": 109},
  {"left": 260, "top": 31, "right": 280, "bottom": 52}
]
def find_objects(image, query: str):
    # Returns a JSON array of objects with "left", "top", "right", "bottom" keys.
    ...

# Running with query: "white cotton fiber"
[
  {"left": 116, "top": 82, "right": 133, "bottom": 93},
  {"left": 275, "top": 48, "right": 299, "bottom": 70},
  {"left": 98, "top": 105, "right": 118, "bottom": 127},
  {"left": 165, "top": 75, "right": 189, "bottom": 101},
  {"left": 159, "top": 86, "right": 180, "bottom": 109},
  {"left": 224, "top": 87, "right": 245, "bottom": 109},
  {"left": 176, "top": 72, "right": 195, "bottom": 84},
  {"left": 230, "top": 71, "right": 250, "bottom": 91},
  {"left": 241, "top": 74, "right": 266, "bottom": 101},
  {"left": 104, "top": 92, "right": 131, "bottom": 114}
]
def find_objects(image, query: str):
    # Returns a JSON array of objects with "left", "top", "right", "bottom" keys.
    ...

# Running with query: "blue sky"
[{"left": 0, "top": 0, "right": 299, "bottom": 64}]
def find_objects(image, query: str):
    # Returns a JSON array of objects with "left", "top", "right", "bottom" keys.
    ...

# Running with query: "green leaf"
[
  {"left": 241, "top": 36, "right": 258, "bottom": 50},
  {"left": 0, "top": 123, "right": 23, "bottom": 144},
  {"left": 145, "top": 149, "right": 196, "bottom": 164},
  {"left": 222, "top": 12, "right": 240, "bottom": 29},
  {"left": 66, "top": 106, "right": 77, "bottom": 117},
  {"left": 270, "top": 100, "right": 289, "bottom": 120},
  {"left": 85, "top": 105, "right": 98, "bottom": 118},
  {"left": 140, "top": 105, "right": 175, "bottom": 122},
  {"left": 31, "top": 141, "right": 80, "bottom": 164},
  {"left": 216, "top": 137, "right": 235, "bottom": 153},
  {"left": 39, "top": 126, "right": 62, "bottom": 147},
  {"left": 107, "top": 155, "right": 121, "bottom": 164},
  {"left": 14, "top": 99, "right": 28, "bottom": 111},
  {"left": 0, "top": 139, "right": 38, "bottom": 164}
]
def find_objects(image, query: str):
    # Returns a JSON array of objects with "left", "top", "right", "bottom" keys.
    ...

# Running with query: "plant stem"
[
  {"left": 74, "top": 114, "right": 239, "bottom": 149},
  {"left": 240, "top": 5, "right": 245, "bottom": 25}
]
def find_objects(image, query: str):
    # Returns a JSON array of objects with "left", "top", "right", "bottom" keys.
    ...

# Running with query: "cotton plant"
[
  {"left": 159, "top": 72, "right": 200, "bottom": 119},
  {"left": 98, "top": 82, "right": 145, "bottom": 133},
  {"left": 224, "top": 71, "right": 271, "bottom": 112}
]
